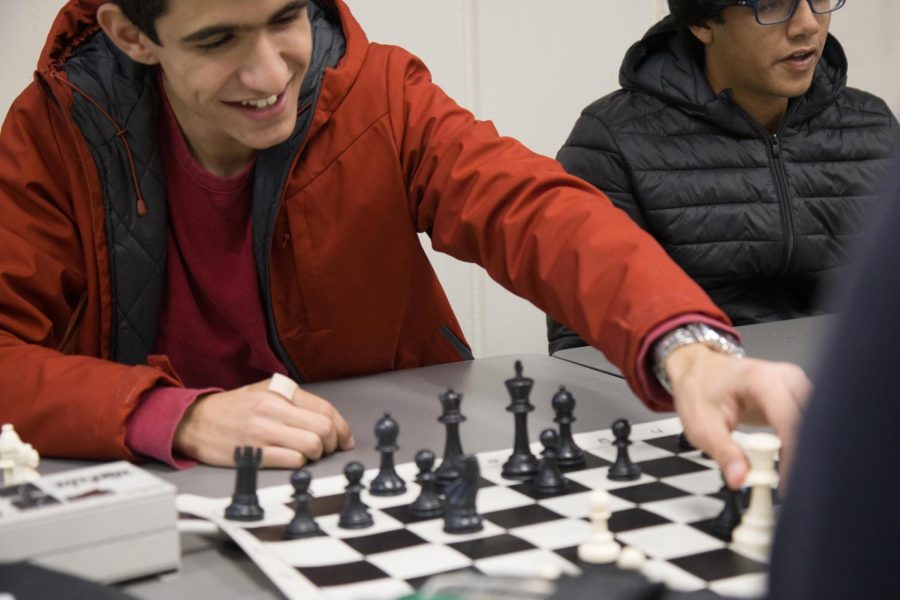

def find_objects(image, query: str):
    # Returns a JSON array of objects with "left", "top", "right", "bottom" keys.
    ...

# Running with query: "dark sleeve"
[
  {"left": 547, "top": 107, "right": 645, "bottom": 354},
  {"left": 768, "top": 161, "right": 900, "bottom": 598}
]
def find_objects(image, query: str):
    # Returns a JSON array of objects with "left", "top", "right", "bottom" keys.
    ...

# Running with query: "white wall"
[{"left": 2, "top": 0, "right": 899, "bottom": 358}]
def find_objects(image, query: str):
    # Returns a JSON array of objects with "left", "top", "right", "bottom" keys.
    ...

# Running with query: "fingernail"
[
  {"left": 346, "top": 435, "right": 356, "bottom": 450},
  {"left": 725, "top": 459, "right": 744, "bottom": 487}
]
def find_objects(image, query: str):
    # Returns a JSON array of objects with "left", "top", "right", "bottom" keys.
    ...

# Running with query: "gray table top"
[
  {"left": 40, "top": 354, "right": 660, "bottom": 599},
  {"left": 553, "top": 315, "right": 834, "bottom": 378}
]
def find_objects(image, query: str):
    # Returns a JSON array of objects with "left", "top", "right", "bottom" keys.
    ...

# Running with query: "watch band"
[{"left": 652, "top": 323, "right": 745, "bottom": 395}]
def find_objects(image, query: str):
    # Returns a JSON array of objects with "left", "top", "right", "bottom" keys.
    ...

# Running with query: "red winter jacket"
[{"left": 0, "top": 0, "right": 728, "bottom": 460}]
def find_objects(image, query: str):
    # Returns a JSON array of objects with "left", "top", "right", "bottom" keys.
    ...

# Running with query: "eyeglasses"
[{"left": 729, "top": 0, "right": 846, "bottom": 25}]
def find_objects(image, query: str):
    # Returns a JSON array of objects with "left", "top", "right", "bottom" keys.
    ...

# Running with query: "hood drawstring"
[{"left": 49, "top": 70, "right": 149, "bottom": 217}]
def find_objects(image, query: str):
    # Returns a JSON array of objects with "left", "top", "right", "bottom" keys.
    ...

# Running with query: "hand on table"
[
  {"left": 172, "top": 378, "right": 355, "bottom": 468},
  {"left": 664, "top": 344, "right": 811, "bottom": 489}
]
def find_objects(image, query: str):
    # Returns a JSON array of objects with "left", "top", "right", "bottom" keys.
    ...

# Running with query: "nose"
[
  {"left": 237, "top": 34, "right": 290, "bottom": 94},
  {"left": 786, "top": 0, "right": 821, "bottom": 40}
]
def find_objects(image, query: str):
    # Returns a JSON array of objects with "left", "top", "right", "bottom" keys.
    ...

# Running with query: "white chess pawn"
[
  {"left": 617, "top": 545, "right": 647, "bottom": 571},
  {"left": 0, "top": 423, "right": 23, "bottom": 487},
  {"left": 577, "top": 490, "right": 621, "bottom": 564},
  {"left": 731, "top": 433, "right": 780, "bottom": 559},
  {"left": 15, "top": 443, "right": 40, "bottom": 484}
]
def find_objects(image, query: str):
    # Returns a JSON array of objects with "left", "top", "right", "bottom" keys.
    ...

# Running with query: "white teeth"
[{"left": 239, "top": 94, "right": 278, "bottom": 108}]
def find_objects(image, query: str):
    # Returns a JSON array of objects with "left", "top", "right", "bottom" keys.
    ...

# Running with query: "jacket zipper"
[
  {"left": 770, "top": 134, "right": 795, "bottom": 274},
  {"left": 261, "top": 101, "right": 315, "bottom": 384},
  {"left": 730, "top": 95, "right": 802, "bottom": 275}
]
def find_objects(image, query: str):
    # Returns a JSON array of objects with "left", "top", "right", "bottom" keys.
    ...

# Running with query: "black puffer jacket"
[{"left": 548, "top": 17, "right": 897, "bottom": 355}]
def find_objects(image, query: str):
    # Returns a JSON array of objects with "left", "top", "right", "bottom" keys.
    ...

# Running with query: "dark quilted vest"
[{"left": 548, "top": 17, "right": 897, "bottom": 354}]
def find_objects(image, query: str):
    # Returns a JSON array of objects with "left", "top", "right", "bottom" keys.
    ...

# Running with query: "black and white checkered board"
[{"left": 177, "top": 417, "right": 774, "bottom": 600}]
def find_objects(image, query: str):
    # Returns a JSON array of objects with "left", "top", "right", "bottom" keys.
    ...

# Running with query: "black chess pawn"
[
  {"left": 283, "top": 469, "right": 321, "bottom": 539},
  {"left": 711, "top": 475, "right": 743, "bottom": 541},
  {"left": 501, "top": 360, "right": 539, "bottom": 480},
  {"left": 443, "top": 455, "right": 483, "bottom": 534},
  {"left": 408, "top": 449, "right": 444, "bottom": 519},
  {"left": 370, "top": 413, "right": 407, "bottom": 496},
  {"left": 225, "top": 446, "right": 265, "bottom": 521},
  {"left": 677, "top": 432, "right": 695, "bottom": 452},
  {"left": 531, "top": 429, "right": 570, "bottom": 495},
  {"left": 607, "top": 419, "right": 641, "bottom": 481},
  {"left": 434, "top": 389, "right": 467, "bottom": 490},
  {"left": 338, "top": 461, "right": 374, "bottom": 529},
  {"left": 552, "top": 386, "right": 586, "bottom": 470}
]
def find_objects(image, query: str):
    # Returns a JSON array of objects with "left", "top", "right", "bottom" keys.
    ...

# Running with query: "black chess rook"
[{"left": 224, "top": 446, "right": 265, "bottom": 521}]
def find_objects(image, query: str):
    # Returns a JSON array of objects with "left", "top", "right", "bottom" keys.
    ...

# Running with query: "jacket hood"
[{"left": 619, "top": 16, "right": 848, "bottom": 129}]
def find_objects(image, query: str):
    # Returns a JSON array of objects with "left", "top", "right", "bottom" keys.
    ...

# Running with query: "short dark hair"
[
  {"left": 110, "top": 0, "right": 168, "bottom": 45},
  {"left": 667, "top": 0, "right": 727, "bottom": 34}
]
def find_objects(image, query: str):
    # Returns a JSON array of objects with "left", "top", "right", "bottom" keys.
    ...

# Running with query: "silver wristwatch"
[{"left": 652, "top": 323, "right": 745, "bottom": 395}]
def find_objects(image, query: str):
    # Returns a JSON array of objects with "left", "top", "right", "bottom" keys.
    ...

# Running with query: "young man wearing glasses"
[{"left": 549, "top": 0, "right": 897, "bottom": 352}]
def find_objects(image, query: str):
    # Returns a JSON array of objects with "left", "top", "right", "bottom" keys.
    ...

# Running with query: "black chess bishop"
[
  {"left": 225, "top": 446, "right": 265, "bottom": 521},
  {"left": 370, "top": 413, "right": 406, "bottom": 496}
]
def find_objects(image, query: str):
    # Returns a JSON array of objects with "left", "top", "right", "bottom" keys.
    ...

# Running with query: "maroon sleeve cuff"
[
  {"left": 125, "top": 386, "right": 219, "bottom": 469},
  {"left": 635, "top": 314, "right": 741, "bottom": 412}
]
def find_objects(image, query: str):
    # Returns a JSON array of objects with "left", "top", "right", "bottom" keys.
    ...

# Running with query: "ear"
[
  {"left": 96, "top": 4, "right": 160, "bottom": 65},
  {"left": 689, "top": 21, "right": 714, "bottom": 45}
]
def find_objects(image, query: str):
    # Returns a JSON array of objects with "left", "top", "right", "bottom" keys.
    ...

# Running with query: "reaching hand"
[
  {"left": 172, "top": 378, "right": 355, "bottom": 468},
  {"left": 664, "top": 344, "right": 811, "bottom": 489}
]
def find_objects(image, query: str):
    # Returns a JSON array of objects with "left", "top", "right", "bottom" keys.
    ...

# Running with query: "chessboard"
[{"left": 177, "top": 417, "right": 775, "bottom": 600}]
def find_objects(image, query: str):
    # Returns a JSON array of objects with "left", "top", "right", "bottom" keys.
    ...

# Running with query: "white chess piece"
[
  {"left": 0, "top": 423, "right": 24, "bottom": 487},
  {"left": 616, "top": 546, "right": 647, "bottom": 571},
  {"left": 577, "top": 490, "right": 621, "bottom": 564},
  {"left": 15, "top": 442, "right": 40, "bottom": 484},
  {"left": 731, "top": 432, "right": 780, "bottom": 559}
]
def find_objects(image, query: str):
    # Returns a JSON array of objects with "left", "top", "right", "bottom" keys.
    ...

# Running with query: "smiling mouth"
[{"left": 239, "top": 95, "right": 279, "bottom": 109}]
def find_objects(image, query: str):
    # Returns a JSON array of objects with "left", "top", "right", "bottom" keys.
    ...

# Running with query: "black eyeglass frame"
[{"left": 728, "top": 0, "right": 846, "bottom": 25}]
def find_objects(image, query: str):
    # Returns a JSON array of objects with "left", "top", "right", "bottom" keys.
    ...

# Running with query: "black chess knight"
[
  {"left": 501, "top": 360, "right": 538, "bottom": 480},
  {"left": 225, "top": 446, "right": 264, "bottom": 521},
  {"left": 370, "top": 413, "right": 406, "bottom": 496},
  {"left": 443, "top": 455, "right": 483, "bottom": 534}
]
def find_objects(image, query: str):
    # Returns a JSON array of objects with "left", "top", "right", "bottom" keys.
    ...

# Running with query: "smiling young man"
[
  {"left": 1, "top": 0, "right": 810, "bottom": 488},
  {"left": 549, "top": 0, "right": 898, "bottom": 352}
]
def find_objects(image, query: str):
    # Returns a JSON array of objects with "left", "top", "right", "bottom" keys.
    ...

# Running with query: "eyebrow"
[{"left": 180, "top": 0, "right": 309, "bottom": 44}]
